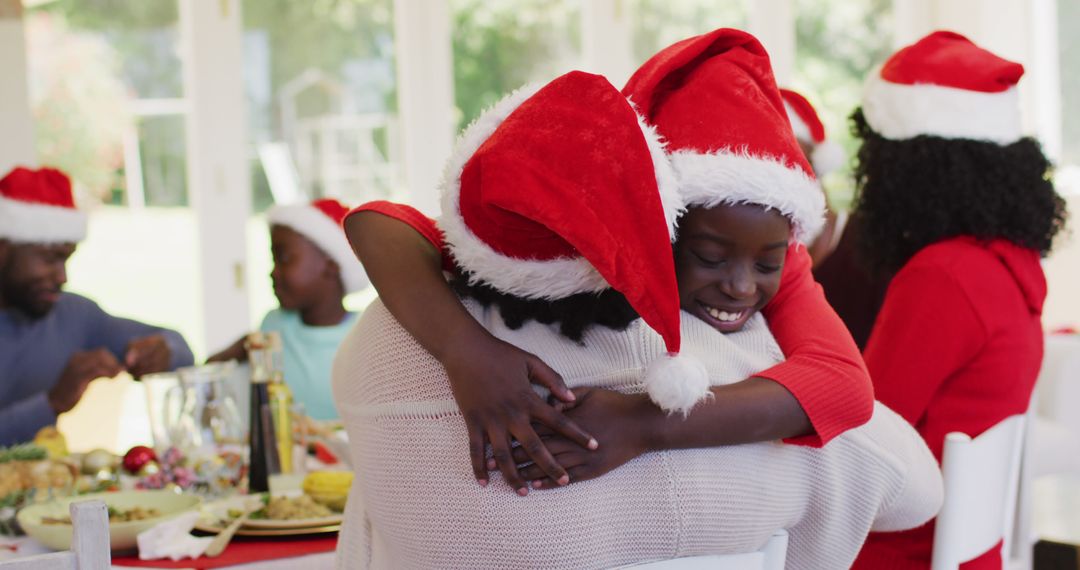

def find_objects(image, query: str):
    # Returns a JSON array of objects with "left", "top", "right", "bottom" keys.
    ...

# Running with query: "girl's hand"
[
  {"left": 509, "top": 387, "right": 656, "bottom": 489},
  {"left": 442, "top": 335, "right": 598, "bottom": 495}
]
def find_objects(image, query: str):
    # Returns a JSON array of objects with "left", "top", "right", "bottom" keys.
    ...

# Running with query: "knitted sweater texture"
[{"left": 331, "top": 299, "right": 942, "bottom": 569}]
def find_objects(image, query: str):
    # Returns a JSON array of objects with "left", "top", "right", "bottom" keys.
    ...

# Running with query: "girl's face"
[
  {"left": 674, "top": 204, "right": 790, "bottom": 333},
  {"left": 269, "top": 225, "right": 336, "bottom": 311}
]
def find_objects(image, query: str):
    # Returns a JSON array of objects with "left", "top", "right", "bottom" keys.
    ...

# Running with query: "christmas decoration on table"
[
  {"left": 79, "top": 448, "right": 120, "bottom": 476},
  {"left": 135, "top": 447, "right": 193, "bottom": 491},
  {"left": 122, "top": 445, "right": 157, "bottom": 474},
  {"left": 128, "top": 446, "right": 244, "bottom": 496}
]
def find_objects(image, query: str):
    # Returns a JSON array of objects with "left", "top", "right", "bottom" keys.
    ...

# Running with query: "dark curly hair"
[
  {"left": 850, "top": 108, "right": 1067, "bottom": 275},
  {"left": 449, "top": 272, "right": 639, "bottom": 343}
]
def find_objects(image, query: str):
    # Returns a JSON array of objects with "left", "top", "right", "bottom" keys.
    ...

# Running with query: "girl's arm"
[
  {"left": 343, "top": 203, "right": 596, "bottom": 496},
  {"left": 757, "top": 244, "right": 875, "bottom": 446}
]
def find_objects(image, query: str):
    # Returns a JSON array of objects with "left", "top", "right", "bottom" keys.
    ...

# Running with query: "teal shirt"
[{"left": 259, "top": 309, "right": 357, "bottom": 420}]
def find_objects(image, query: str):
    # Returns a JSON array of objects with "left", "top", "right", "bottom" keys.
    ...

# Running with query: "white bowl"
[{"left": 16, "top": 490, "right": 201, "bottom": 552}]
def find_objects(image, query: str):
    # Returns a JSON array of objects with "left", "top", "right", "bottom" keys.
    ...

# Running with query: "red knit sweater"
[
  {"left": 347, "top": 201, "right": 874, "bottom": 447},
  {"left": 853, "top": 237, "right": 1046, "bottom": 570}
]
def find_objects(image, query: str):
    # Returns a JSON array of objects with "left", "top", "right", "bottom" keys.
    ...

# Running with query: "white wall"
[
  {"left": 392, "top": 0, "right": 455, "bottom": 217},
  {"left": 0, "top": 1, "right": 37, "bottom": 174},
  {"left": 180, "top": 0, "right": 251, "bottom": 352}
]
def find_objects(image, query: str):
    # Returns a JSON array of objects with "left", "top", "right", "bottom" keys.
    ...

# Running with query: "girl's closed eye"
[
  {"left": 691, "top": 249, "right": 725, "bottom": 266},
  {"left": 755, "top": 260, "right": 782, "bottom": 273}
]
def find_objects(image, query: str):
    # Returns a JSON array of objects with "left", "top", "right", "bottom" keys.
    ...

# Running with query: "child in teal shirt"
[{"left": 210, "top": 198, "right": 367, "bottom": 420}]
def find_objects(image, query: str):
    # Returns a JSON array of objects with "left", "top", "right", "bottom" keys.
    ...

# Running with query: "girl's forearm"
[
  {"left": 344, "top": 211, "right": 493, "bottom": 362},
  {"left": 640, "top": 377, "right": 812, "bottom": 451}
]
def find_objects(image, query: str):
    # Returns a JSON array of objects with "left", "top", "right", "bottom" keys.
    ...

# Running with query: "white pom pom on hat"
[
  {"left": 645, "top": 351, "right": 712, "bottom": 416},
  {"left": 779, "top": 88, "right": 847, "bottom": 177}
]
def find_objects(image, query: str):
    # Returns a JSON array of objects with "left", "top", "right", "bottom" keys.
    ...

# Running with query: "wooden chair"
[
  {"left": 617, "top": 529, "right": 788, "bottom": 570},
  {"left": 0, "top": 501, "right": 110, "bottom": 570},
  {"left": 932, "top": 415, "right": 1027, "bottom": 570}
]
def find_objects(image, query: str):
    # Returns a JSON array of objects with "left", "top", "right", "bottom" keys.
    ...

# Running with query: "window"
[
  {"left": 794, "top": 0, "right": 892, "bottom": 207},
  {"left": 242, "top": 0, "right": 396, "bottom": 325},
  {"left": 450, "top": 0, "right": 582, "bottom": 130},
  {"left": 629, "top": 0, "right": 747, "bottom": 65},
  {"left": 24, "top": 0, "right": 203, "bottom": 355}
]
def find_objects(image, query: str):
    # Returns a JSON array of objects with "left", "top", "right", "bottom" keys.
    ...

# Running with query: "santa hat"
[
  {"left": 267, "top": 198, "right": 369, "bottom": 293},
  {"left": 779, "top": 88, "right": 846, "bottom": 177},
  {"left": 862, "top": 30, "right": 1025, "bottom": 144},
  {"left": 622, "top": 28, "right": 825, "bottom": 243},
  {"left": 0, "top": 166, "right": 87, "bottom": 244},
  {"left": 440, "top": 70, "right": 710, "bottom": 415}
]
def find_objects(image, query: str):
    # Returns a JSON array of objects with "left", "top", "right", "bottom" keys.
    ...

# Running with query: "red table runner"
[{"left": 112, "top": 535, "right": 337, "bottom": 569}]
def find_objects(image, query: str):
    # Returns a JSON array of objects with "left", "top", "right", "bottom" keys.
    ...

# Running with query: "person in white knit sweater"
[{"left": 332, "top": 70, "right": 942, "bottom": 569}]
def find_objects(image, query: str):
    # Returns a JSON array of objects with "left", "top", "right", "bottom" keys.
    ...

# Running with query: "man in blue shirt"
[{"left": 0, "top": 166, "right": 194, "bottom": 445}]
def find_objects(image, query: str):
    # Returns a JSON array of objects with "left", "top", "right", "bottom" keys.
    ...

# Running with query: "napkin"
[{"left": 137, "top": 511, "right": 214, "bottom": 561}]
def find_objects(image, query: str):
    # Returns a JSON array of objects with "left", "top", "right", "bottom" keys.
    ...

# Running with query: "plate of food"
[
  {"left": 197, "top": 471, "right": 352, "bottom": 535},
  {"left": 16, "top": 490, "right": 201, "bottom": 551}
]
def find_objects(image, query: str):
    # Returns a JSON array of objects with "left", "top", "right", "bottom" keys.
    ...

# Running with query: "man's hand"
[
  {"left": 47, "top": 349, "right": 124, "bottom": 414},
  {"left": 510, "top": 387, "right": 657, "bottom": 490},
  {"left": 125, "top": 334, "right": 172, "bottom": 378},
  {"left": 442, "top": 335, "right": 597, "bottom": 496}
]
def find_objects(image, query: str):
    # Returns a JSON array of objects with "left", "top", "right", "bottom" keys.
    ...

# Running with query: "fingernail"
[
  {"left": 478, "top": 479, "right": 488, "bottom": 487},
  {"left": 532, "top": 480, "right": 543, "bottom": 489},
  {"left": 487, "top": 459, "right": 497, "bottom": 470},
  {"left": 557, "top": 475, "right": 569, "bottom": 486},
  {"left": 566, "top": 391, "right": 576, "bottom": 401},
  {"left": 588, "top": 438, "right": 599, "bottom": 450},
  {"left": 517, "top": 487, "right": 529, "bottom": 497}
]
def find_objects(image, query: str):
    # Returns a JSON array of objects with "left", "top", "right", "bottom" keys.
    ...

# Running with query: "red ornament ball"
[{"left": 122, "top": 445, "right": 158, "bottom": 474}]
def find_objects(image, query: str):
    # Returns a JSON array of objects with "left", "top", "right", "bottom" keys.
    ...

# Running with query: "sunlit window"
[
  {"left": 450, "top": 0, "right": 582, "bottom": 130},
  {"left": 793, "top": 0, "right": 892, "bottom": 207},
  {"left": 628, "top": 0, "right": 747, "bottom": 64},
  {"left": 241, "top": 0, "right": 396, "bottom": 328},
  {"left": 24, "top": 0, "right": 204, "bottom": 356}
]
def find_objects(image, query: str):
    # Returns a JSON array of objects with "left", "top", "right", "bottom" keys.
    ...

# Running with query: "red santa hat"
[
  {"left": 267, "top": 198, "right": 369, "bottom": 293},
  {"left": 0, "top": 166, "right": 87, "bottom": 244},
  {"left": 622, "top": 28, "right": 825, "bottom": 243},
  {"left": 440, "top": 70, "right": 711, "bottom": 415},
  {"left": 779, "top": 88, "right": 846, "bottom": 177},
  {"left": 862, "top": 30, "right": 1025, "bottom": 144}
]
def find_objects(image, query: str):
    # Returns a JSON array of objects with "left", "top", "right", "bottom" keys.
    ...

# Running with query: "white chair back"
[
  {"left": 1007, "top": 405, "right": 1037, "bottom": 570},
  {"left": 0, "top": 501, "right": 111, "bottom": 570},
  {"left": 932, "top": 414, "right": 1027, "bottom": 570},
  {"left": 617, "top": 529, "right": 788, "bottom": 570}
]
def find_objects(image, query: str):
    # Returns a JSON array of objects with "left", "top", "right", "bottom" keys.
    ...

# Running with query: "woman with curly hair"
[{"left": 851, "top": 31, "right": 1068, "bottom": 570}]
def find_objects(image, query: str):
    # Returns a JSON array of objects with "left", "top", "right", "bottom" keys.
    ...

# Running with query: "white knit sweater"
[{"left": 332, "top": 299, "right": 942, "bottom": 570}]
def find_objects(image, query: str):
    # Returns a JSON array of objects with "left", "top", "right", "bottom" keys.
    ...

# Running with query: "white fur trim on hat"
[
  {"left": 268, "top": 204, "right": 369, "bottom": 293},
  {"left": 810, "top": 140, "right": 846, "bottom": 177},
  {"left": 670, "top": 149, "right": 826, "bottom": 243},
  {"left": 862, "top": 68, "right": 1022, "bottom": 145},
  {"left": 644, "top": 351, "right": 711, "bottom": 416},
  {"left": 438, "top": 84, "right": 682, "bottom": 300},
  {"left": 0, "top": 195, "right": 87, "bottom": 244},
  {"left": 783, "top": 101, "right": 813, "bottom": 144}
]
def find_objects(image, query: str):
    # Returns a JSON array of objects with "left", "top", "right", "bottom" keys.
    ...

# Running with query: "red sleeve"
[
  {"left": 863, "top": 262, "right": 986, "bottom": 426},
  {"left": 758, "top": 245, "right": 875, "bottom": 447},
  {"left": 346, "top": 200, "right": 455, "bottom": 271}
]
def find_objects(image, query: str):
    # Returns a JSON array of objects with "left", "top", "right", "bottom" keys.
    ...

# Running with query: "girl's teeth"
[{"left": 705, "top": 307, "right": 742, "bottom": 322}]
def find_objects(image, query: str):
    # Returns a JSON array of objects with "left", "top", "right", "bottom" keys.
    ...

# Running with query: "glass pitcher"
[{"left": 161, "top": 363, "right": 244, "bottom": 450}]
